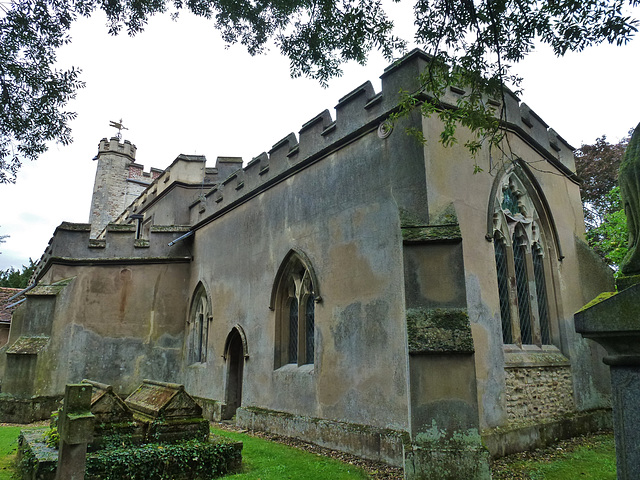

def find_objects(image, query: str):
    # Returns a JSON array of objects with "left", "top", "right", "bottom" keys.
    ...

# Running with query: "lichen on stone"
[{"left": 406, "top": 308, "right": 474, "bottom": 354}]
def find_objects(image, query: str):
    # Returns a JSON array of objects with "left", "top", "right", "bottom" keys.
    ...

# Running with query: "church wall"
[
  {"left": 182, "top": 125, "right": 414, "bottom": 433},
  {"left": 419, "top": 115, "right": 613, "bottom": 454},
  {"left": 13, "top": 262, "right": 188, "bottom": 398}
]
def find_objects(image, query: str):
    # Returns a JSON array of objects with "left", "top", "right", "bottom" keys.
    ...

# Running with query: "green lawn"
[
  {"left": 493, "top": 433, "right": 617, "bottom": 480},
  {"left": 0, "top": 427, "right": 20, "bottom": 480},
  {"left": 0, "top": 425, "right": 369, "bottom": 480},
  {"left": 210, "top": 427, "right": 369, "bottom": 479},
  {"left": 527, "top": 434, "right": 616, "bottom": 480},
  {"left": 0, "top": 425, "right": 618, "bottom": 480}
]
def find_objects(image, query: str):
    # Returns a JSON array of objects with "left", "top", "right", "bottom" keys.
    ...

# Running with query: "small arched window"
[
  {"left": 188, "top": 283, "right": 211, "bottom": 364},
  {"left": 272, "top": 250, "right": 319, "bottom": 368},
  {"left": 491, "top": 170, "right": 555, "bottom": 347}
]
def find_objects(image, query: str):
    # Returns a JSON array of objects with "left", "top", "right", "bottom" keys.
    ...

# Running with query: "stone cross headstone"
[{"left": 56, "top": 383, "right": 95, "bottom": 480}]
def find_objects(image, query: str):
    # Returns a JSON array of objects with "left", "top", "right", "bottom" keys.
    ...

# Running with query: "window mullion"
[
  {"left": 525, "top": 251, "right": 542, "bottom": 346},
  {"left": 297, "top": 296, "right": 305, "bottom": 367}
]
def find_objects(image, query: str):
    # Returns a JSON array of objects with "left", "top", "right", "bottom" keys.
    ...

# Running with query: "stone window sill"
[
  {"left": 503, "top": 345, "right": 570, "bottom": 368},
  {"left": 275, "top": 363, "right": 314, "bottom": 374}
]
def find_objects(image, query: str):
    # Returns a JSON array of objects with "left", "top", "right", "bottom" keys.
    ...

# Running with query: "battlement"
[
  {"left": 128, "top": 163, "right": 163, "bottom": 183},
  {"left": 30, "top": 222, "right": 192, "bottom": 283},
  {"left": 185, "top": 48, "right": 576, "bottom": 227},
  {"left": 98, "top": 137, "right": 137, "bottom": 161}
]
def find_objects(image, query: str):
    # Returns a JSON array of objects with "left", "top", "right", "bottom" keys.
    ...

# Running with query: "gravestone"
[
  {"left": 81, "top": 379, "right": 143, "bottom": 449},
  {"left": 125, "top": 379, "right": 209, "bottom": 443},
  {"left": 55, "top": 384, "right": 95, "bottom": 480}
]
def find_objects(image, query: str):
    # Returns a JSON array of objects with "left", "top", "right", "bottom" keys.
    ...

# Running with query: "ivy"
[{"left": 85, "top": 438, "right": 241, "bottom": 480}]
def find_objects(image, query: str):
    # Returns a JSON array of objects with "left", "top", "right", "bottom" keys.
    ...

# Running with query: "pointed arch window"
[
  {"left": 271, "top": 250, "right": 320, "bottom": 368},
  {"left": 492, "top": 171, "right": 555, "bottom": 347},
  {"left": 188, "top": 284, "right": 211, "bottom": 364}
]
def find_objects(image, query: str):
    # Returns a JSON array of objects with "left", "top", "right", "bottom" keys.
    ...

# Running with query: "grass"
[
  {"left": 210, "top": 427, "right": 370, "bottom": 479},
  {"left": 0, "top": 425, "right": 618, "bottom": 480},
  {"left": 528, "top": 434, "right": 616, "bottom": 480},
  {"left": 493, "top": 433, "right": 617, "bottom": 480},
  {"left": 0, "top": 427, "right": 20, "bottom": 480}
]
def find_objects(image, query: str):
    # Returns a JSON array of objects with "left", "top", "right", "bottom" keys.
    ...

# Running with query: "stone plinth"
[{"left": 575, "top": 283, "right": 640, "bottom": 480}]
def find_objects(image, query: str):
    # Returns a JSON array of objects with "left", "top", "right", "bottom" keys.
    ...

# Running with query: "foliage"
[
  {"left": 586, "top": 187, "right": 628, "bottom": 270},
  {"left": 575, "top": 134, "right": 630, "bottom": 229},
  {"left": 44, "top": 409, "right": 60, "bottom": 449},
  {"left": 0, "top": 231, "right": 7, "bottom": 254},
  {"left": 0, "top": 0, "right": 84, "bottom": 183},
  {"left": 574, "top": 132, "right": 634, "bottom": 270},
  {"left": 0, "top": 258, "right": 36, "bottom": 288},
  {"left": 84, "top": 438, "right": 240, "bottom": 480},
  {"left": 2, "top": 0, "right": 640, "bottom": 180}
]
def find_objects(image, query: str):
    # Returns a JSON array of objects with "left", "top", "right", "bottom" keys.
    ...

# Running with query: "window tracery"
[
  {"left": 273, "top": 252, "right": 317, "bottom": 368},
  {"left": 188, "top": 284, "right": 211, "bottom": 364},
  {"left": 492, "top": 171, "right": 554, "bottom": 347}
]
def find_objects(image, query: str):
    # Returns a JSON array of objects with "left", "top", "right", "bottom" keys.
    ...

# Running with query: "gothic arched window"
[
  {"left": 272, "top": 250, "right": 319, "bottom": 368},
  {"left": 492, "top": 171, "right": 555, "bottom": 347},
  {"left": 188, "top": 283, "right": 211, "bottom": 364}
]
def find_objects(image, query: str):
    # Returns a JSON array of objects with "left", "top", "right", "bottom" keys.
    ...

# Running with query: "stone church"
[{"left": 0, "top": 50, "right": 613, "bottom": 478}]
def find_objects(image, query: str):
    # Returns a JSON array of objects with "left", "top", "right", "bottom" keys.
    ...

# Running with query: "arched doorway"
[{"left": 223, "top": 326, "right": 248, "bottom": 420}]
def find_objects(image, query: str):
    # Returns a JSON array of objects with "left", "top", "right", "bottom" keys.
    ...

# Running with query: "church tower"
[{"left": 88, "top": 137, "right": 145, "bottom": 238}]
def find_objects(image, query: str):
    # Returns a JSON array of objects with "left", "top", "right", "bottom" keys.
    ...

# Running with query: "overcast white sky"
[{"left": 1, "top": 5, "right": 639, "bottom": 270}]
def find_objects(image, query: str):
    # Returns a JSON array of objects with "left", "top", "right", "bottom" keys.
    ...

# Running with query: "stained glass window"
[{"left": 501, "top": 188, "right": 520, "bottom": 214}]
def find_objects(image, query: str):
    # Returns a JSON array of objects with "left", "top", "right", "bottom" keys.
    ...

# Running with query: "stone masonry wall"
[{"left": 505, "top": 366, "right": 574, "bottom": 425}]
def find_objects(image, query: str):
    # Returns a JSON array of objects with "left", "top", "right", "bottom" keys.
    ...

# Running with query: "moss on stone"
[
  {"left": 106, "top": 224, "right": 136, "bottom": 232},
  {"left": 616, "top": 274, "right": 640, "bottom": 291},
  {"left": 6, "top": 336, "right": 50, "bottom": 354},
  {"left": 26, "top": 278, "right": 72, "bottom": 296},
  {"left": 575, "top": 291, "right": 618, "bottom": 314},
  {"left": 406, "top": 308, "right": 474, "bottom": 354},
  {"left": 402, "top": 224, "right": 462, "bottom": 242},
  {"left": 149, "top": 225, "right": 192, "bottom": 233},
  {"left": 58, "top": 223, "right": 91, "bottom": 232},
  {"left": 88, "top": 239, "right": 106, "bottom": 248}
]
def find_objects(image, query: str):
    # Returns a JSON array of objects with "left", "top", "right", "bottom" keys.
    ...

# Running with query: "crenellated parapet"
[
  {"left": 186, "top": 49, "right": 575, "bottom": 226},
  {"left": 98, "top": 137, "right": 137, "bottom": 160},
  {"left": 30, "top": 222, "right": 193, "bottom": 283}
]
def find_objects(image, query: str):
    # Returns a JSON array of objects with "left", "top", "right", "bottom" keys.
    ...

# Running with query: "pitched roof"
[{"left": 0, "top": 287, "right": 23, "bottom": 323}]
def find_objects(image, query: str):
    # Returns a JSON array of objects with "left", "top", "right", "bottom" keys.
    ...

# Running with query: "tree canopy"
[
  {"left": 575, "top": 133, "right": 633, "bottom": 270},
  {"left": 1, "top": 0, "right": 639, "bottom": 181},
  {"left": 575, "top": 133, "right": 630, "bottom": 229},
  {"left": 0, "top": 258, "right": 36, "bottom": 288}
]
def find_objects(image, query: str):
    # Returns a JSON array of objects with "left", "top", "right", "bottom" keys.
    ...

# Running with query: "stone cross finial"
[{"left": 618, "top": 122, "right": 640, "bottom": 280}]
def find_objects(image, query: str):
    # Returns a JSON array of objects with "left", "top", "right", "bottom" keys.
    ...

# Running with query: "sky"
[{"left": 1, "top": 4, "right": 640, "bottom": 270}]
